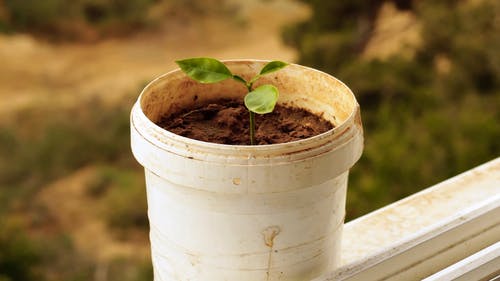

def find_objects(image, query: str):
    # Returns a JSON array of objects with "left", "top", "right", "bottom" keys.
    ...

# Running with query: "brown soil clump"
[{"left": 158, "top": 99, "right": 334, "bottom": 145}]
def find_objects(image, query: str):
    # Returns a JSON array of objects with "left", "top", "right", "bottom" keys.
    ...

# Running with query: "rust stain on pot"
[
  {"left": 334, "top": 126, "right": 352, "bottom": 140},
  {"left": 354, "top": 107, "right": 363, "bottom": 130},
  {"left": 232, "top": 178, "right": 241, "bottom": 185},
  {"left": 262, "top": 226, "right": 280, "bottom": 281},
  {"left": 262, "top": 226, "right": 281, "bottom": 247},
  {"left": 187, "top": 253, "right": 200, "bottom": 267}
]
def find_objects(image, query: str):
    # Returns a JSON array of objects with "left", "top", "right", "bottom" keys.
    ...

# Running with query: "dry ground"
[{"left": 0, "top": 0, "right": 309, "bottom": 119}]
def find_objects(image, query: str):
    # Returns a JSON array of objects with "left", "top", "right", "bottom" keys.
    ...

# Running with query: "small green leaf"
[
  {"left": 248, "top": 61, "right": 289, "bottom": 85},
  {"left": 244, "top": 84, "right": 279, "bottom": 114},
  {"left": 232, "top": 75, "right": 247, "bottom": 85},
  {"left": 259, "top": 61, "right": 289, "bottom": 75},
  {"left": 175, "top": 58, "right": 233, "bottom": 83}
]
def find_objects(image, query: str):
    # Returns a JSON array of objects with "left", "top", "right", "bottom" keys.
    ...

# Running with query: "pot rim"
[{"left": 132, "top": 59, "right": 361, "bottom": 159}]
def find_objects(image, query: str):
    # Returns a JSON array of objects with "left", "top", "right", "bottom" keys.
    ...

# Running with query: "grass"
[{"left": 87, "top": 165, "right": 148, "bottom": 232}]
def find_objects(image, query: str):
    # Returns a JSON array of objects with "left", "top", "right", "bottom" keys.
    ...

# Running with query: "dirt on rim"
[{"left": 158, "top": 99, "right": 334, "bottom": 145}]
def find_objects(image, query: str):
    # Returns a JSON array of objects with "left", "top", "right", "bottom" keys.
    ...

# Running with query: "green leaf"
[
  {"left": 175, "top": 58, "right": 233, "bottom": 83},
  {"left": 259, "top": 61, "right": 289, "bottom": 75},
  {"left": 244, "top": 84, "right": 279, "bottom": 114},
  {"left": 248, "top": 61, "right": 289, "bottom": 85},
  {"left": 232, "top": 75, "right": 247, "bottom": 85}
]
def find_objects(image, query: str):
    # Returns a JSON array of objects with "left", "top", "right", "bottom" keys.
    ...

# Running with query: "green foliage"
[
  {"left": 1, "top": 0, "right": 155, "bottom": 39},
  {"left": 175, "top": 58, "right": 288, "bottom": 144},
  {"left": 0, "top": 96, "right": 135, "bottom": 219},
  {"left": 3, "top": 0, "right": 64, "bottom": 30},
  {"left": 99, "top": 0, "right": 155, "bottom": 24},
  {"left": 244, "top": 84, "right": 279, "bottom": 114},
  {"left": 258, "top": 60, "right": 289, "bottom": 76},
  {"left": 37, "top": 233, "right": 95, "bottom": 281},
  {"left": 86, "top": 168, "right": 115, "bottom": 197},
  {"left": 175, "top": 58, "right": 287, "bottom": 113},
  {"left": 283, "top": 0, "right": 382, "bottom": 71},
  {"left": 105, "top": 258, "right": 153, "bottom": 281},
  {"left": 0, "top": 0, "right": 238, "bottom": 40},
  {"left": 248, "top": 60, "right": 288, "bottom": 85},
  {"left": 176, "top": 58, "right": 233, "bottom": 83},
  {"left": 419, "top": 0, "right": 500, "bottom": 95},
  {"left": 285, "top": 0, "right": 500, "bottom": 219},
  {"left": 0, "top": 220, "right": 42, "bottom": 281},
  {"left": 0, "top": 92, "right": 149, "bottom": 280},
  {"left": 94, "top": 166, "right": 148, "bottom": 232}
]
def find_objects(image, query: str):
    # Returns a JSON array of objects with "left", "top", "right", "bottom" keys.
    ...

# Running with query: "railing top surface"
[
  {"left": 316, "top": 157, "right": 500, "bottom": 281},
  {"left": 342, "top": 157, "right": 500, "bottom": 264}
]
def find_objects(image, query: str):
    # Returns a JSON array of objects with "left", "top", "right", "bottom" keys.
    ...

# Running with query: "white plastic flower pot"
[{"left": 130, "top": 60, "right": 363, "bottom": 281}]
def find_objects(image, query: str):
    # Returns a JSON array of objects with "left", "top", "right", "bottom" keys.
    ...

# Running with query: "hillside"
[{"left": 0, "top": 0, "right": 308, "bottom": 118}]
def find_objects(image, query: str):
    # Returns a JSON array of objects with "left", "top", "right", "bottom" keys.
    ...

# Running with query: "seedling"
[{"left": 175, "top": 58, "right": 288, "bottom": 145}]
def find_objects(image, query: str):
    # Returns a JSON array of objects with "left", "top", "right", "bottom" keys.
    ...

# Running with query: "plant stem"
[
  {"left": 246, "top": 83, "right": 256, "bottom": 145},
  {"left": 249, "top": 111, "right": 255, "bottom": 145}
]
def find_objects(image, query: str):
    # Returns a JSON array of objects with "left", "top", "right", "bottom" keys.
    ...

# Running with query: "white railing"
[
  {"left": 315, "top": 157, "right": 500, "bottom": 281},
  {"left": 423, "top": 242, "right": 500, "bottom": 281}
]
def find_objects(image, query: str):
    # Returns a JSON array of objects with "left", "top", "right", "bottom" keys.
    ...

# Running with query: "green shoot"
[{"left": 175, "top": 58, "right": 288, "bottom": 145}]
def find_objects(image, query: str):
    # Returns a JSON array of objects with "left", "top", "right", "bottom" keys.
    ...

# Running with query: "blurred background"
[{"left": 0, "top": 0, "right": 498, "bottom": 280}]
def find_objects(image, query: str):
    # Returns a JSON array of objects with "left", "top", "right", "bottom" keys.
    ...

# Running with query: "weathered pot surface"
[{"left": 131, "top": 60, "right": 363, "bottom": 281}]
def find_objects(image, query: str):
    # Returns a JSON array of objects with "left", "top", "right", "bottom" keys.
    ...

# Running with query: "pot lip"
[{"left": 133, "top": 59, "right": 360, "bottom": 154}]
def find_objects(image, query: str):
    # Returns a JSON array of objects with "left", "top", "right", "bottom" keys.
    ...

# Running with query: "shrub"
[
  {"left": 284, "top": 0, "right": 500, "bottom": 219},
  {"left": 91, "top": 166, "right": 148, "bottom": 232},
  {"left": 0, "top": 219, "right": 42, "bottom": 281},
  {"left": 0, "top": 0, "right": 236, "bottom": 40},
  {"left": 3, "top": 0, "right": 66, "bottom": 31},
  {"left": 0, "top": 97, "right": 133, "bottom": 184}
]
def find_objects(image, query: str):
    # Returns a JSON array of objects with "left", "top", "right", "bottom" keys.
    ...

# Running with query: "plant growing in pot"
[
  {"left": 130, "top": 58, "right": 364, "bottom": 281},
  {"left": 163, "top": 58, "right": 333, "bottom": 146}
]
